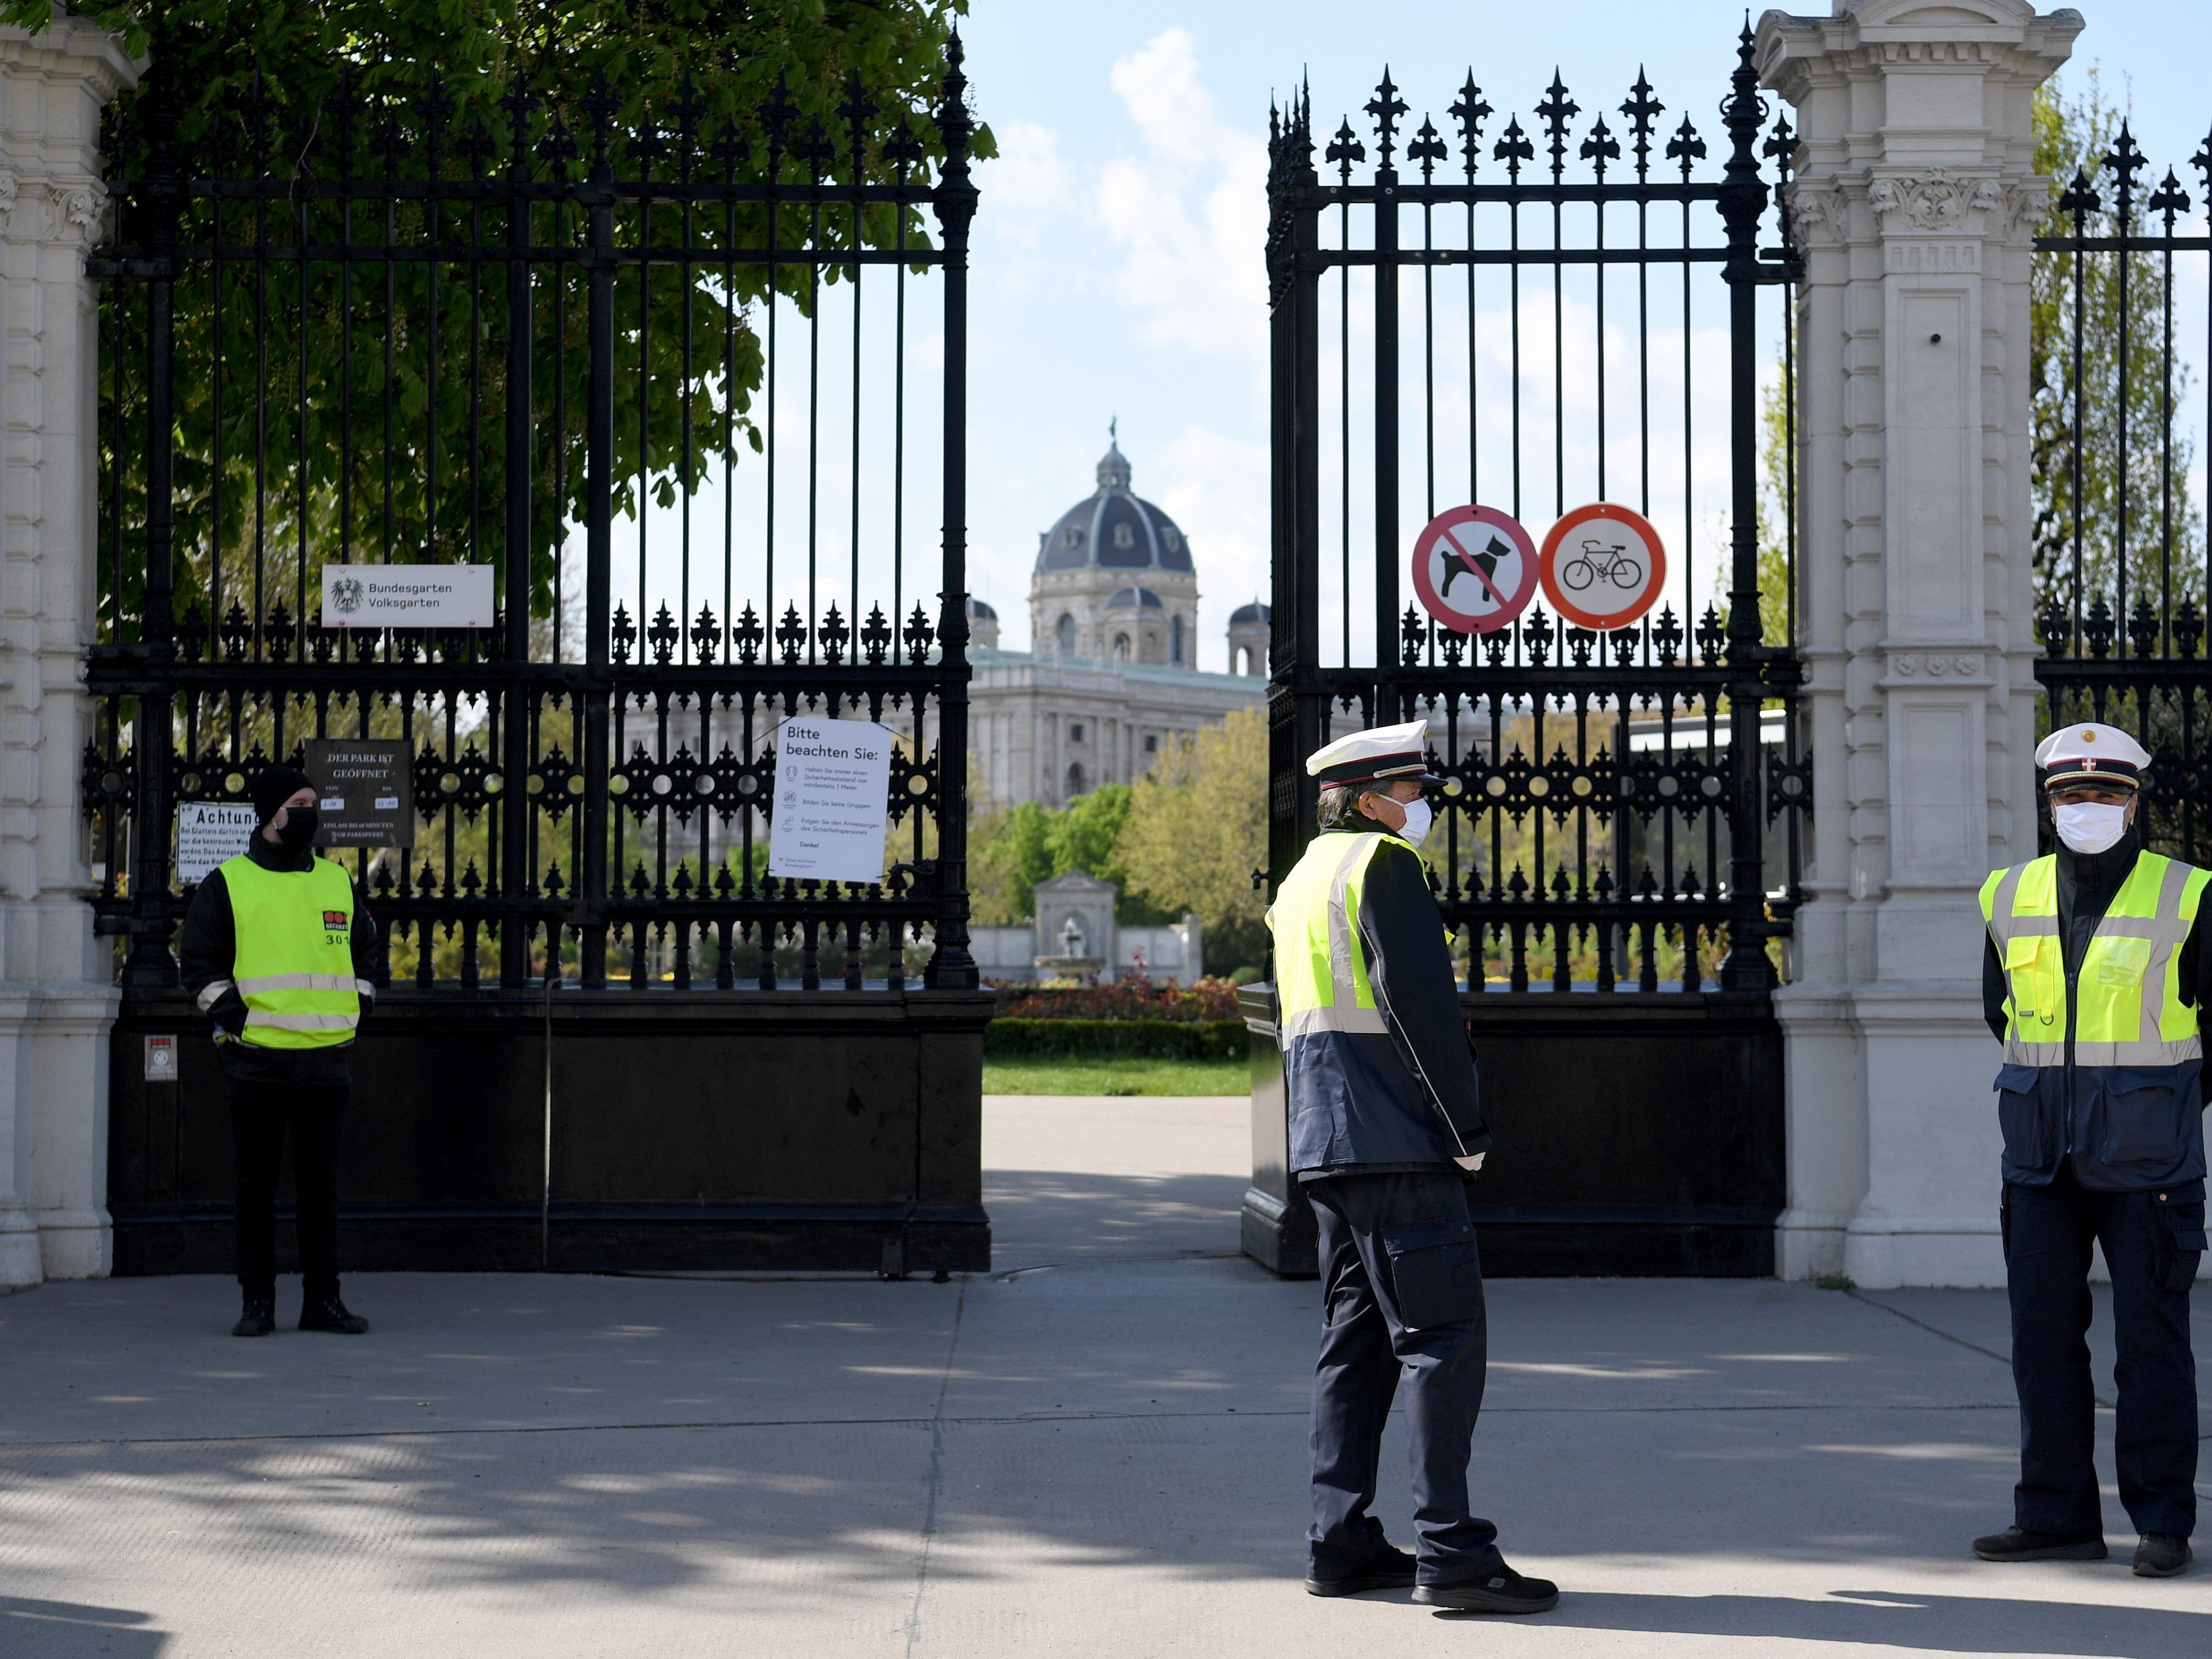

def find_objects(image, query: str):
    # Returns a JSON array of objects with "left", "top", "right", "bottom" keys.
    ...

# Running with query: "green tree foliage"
[
  {"left": 969, "top": 799, "right": 1052, "bottom": 925},
  {"left": 35, "top": 0, "right": 983, "bottom": 630},
  {"left": 1113, "top": 707, "right": 1269, "bottom": 971},
  {"left": 2029, "top": 74, "right": 2201, "bottom": 617}
]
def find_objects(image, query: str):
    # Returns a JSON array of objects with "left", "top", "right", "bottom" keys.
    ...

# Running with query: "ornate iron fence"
[
  {"left": 85, "top": 41, "right": 979, "bottom": 994},
  {"left": 1263, "top": 28, "right": 1806, "bottom": 993},
  {"left": 2032, "top": 122, "right": 2211, "bottom": 857}
]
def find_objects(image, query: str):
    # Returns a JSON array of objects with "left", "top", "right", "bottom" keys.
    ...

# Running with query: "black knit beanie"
[{"left": 250, "top": 763, "right": 316, "bottom": 825}]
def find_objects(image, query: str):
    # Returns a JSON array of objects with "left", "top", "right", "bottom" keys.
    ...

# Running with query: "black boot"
[
  {"left": 2134, "top": 1533, "right": 2193, "bottom": 1577},
  {"left": 1972, "top": 1526, "right": 2106, "bottom": 1562},
  {"left": 299, "top": 1294, "right": 369, "bottom": 1334},
  {"left": 1304, "top": 1545, "right": 1417, "bottom": 1597},
  {"left": 232, "top": 1294, "right": 276, "bottom": 1338},
  {"left": 1411, "top": 1562, "right": 1560, "bottom": 1614}
]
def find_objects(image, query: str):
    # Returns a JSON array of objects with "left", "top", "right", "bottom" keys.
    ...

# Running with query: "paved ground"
[{"left": 1, "top": 1095, "right": 2207, "bottom": 1657}]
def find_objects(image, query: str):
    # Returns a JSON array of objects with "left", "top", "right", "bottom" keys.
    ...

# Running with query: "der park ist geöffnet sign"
[
  {"left": 321, "top": 564, "right": 495, "bottom": 628},
  {"left": 768, "top": 717, "right": 895, "bottom": 886}
]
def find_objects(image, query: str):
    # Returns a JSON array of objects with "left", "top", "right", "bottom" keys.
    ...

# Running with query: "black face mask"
[{"left": 274, "top": 807, "right": 320, "bottom": 852}]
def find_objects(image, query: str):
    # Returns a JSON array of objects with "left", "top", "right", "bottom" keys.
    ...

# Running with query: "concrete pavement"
[{"left": 1, "top": 1095, "right": 2206, "bottom": 1656}]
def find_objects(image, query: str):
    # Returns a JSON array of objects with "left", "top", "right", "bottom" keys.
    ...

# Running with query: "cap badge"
[{"left": 2083, "top": 730, "right": 2096, "bottom": 742}]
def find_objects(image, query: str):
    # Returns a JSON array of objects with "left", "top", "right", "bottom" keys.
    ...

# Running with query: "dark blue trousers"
[
  {"left": 1305, "top": 1171, "right": 1500, "bottom": 1585},
  {"left": 2004, "top": 1166, "right": 2203, "bottom": 1538}
]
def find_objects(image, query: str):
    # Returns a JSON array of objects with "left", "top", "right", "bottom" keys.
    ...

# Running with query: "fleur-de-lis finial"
[
  {"left": 1448, "top": 73, "right": 1491, "bottom": 178},
  {"left": 2103, "top": 119, "right": 2147, "bottom": 221},
  {"left": 1366, "top": 68, "right": 1407, "bottom": 171},
  {"left": 1580, "top": 114, "right": 1618, "bottom": 179},
  {"left": 1535, "top": 72, "right": 1579, "bottom": 181},
  {"left": 1407, "top": 116, "right": 1446, "bottom": 181},
  {"left": 2146, "top": 167, "right": 2190, "bottom": 229},
  {"left": 1494, "top": 114, "right": 1532, "bottom": 182},
  {"left": 1665, "top": 112, "right": 1704, "bottom": 181},
  {"left": 1325, "top": 116, "right": 1364, "bottom": 183},
  {"left": 1621, "top": 68, "right": 1663, "bottom": 180}
]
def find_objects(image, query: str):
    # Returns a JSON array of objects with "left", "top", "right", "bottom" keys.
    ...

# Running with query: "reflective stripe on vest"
[
  {"left": 1980, "top": 852, "right": 2208, "bottom": 1067},
  {"left": 1268, "top": 831, "right": 1415, "bottom": 1043},
  {"left": 220, "top": 854, "right": 361, "bottom": 1050}
]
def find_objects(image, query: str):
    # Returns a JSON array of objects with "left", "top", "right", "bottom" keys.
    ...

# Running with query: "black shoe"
[
  {"left": 1304, "top": 1546, "right": 1416, "bottom": 1597},
  {"left": 231, "top": 1296, "right": 275, "bottom": 1338},
  {"left": 2134, "top": 1532, "right": 2193, "bottom": 1577},
  {"left": 1411, "top": 1563, "right": 1560, "bottom": 1614},
  {"left": 1972, "top": 1526, "right": 2106, "bottom": 1562},
  {"left": 299, "top": 1296, "right": 369, "bottom": 1334}
]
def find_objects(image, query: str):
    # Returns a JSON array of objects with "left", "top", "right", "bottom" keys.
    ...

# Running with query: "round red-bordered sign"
[
  {"left": 1539, "top": 502, "right": 1667, "bottom": 630},
  {"left": 1410, "top": 504, "right": 1540, "bottom": 635}
]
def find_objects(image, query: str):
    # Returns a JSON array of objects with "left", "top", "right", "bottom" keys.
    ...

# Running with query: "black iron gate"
[
  {"left": 1246, "top": 30, "right": 1809, "bottom": 1276},
  {"left": 86, "top": 38, "right": 990, "bottom": 1274},
  {"left": 2032, "top": 123, "right": 2211, "bottom": 836}
]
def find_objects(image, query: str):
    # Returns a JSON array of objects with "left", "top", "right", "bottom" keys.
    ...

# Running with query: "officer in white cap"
[
  {"left": 1974, "top": 721, "right": 2203, "bottom": 1577},
  {"left": 1267, "top": 718, "right": 1557, "bottom": 1614}
]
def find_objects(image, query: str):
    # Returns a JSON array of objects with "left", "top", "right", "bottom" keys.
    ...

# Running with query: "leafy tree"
[
  {"left": 1114, "top": 707, "right": 1270, "bottom": 972},
  {"left": 969, "top": 799, "right": 1052, "bottom": 925},
  {"left": 2028, "top": 73, "right": 2201, "bottom": 623},
  {"left": 28, "top": 0, "right": 985, "bottom": 631}
]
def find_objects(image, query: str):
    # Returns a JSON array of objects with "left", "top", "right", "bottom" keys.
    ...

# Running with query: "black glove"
[{"left": 208, "top": 988, "right": 249, "bottom": 1041}]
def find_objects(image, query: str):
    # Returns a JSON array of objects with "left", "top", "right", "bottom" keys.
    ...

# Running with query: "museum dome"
[
  {"left": 1034, "top": 440, "right": 1195, "bottom": 576},
  {"left": 1228, "top": 600, "right": 1270, "bottom": 625},
  {"left": 1105, "top": 584, "right": 1164, "bottom": 610}
]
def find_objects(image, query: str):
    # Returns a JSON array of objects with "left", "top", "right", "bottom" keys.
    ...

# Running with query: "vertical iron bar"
[
  {"left": 1373, "top": 148, "right": 1399, "bottom": 708},
  {"left": 925, "top": 35, "right": 977, "bottom": 989},
  {"left": 579, "top": 104, "right": 615, "bottom": 989},
  {"left": 502, "top": 104, "right": 534, "bottom": 987}
]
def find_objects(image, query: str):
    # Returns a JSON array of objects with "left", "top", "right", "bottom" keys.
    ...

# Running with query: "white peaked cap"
[
  {"left": 1304, "top": 718, "right": 1438, "bottom": 786},
  {"left": 2034, "top": 721, "right": 2151, "bottom": 791}
]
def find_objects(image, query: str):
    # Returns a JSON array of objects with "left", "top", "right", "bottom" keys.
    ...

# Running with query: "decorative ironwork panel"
[
  {"left": 2032, "top": 120, "right": 2212, "bottom": 858},
  {"left": 86, "top": 38, "right": 981, "bottom": 993},
  {"left": 1265, "top": 28, "right": 1806, "bottom": 993}
]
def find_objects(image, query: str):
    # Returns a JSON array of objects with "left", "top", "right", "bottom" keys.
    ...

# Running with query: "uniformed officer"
[
  {"left": 1268, "top": 719, "right": 1557, "bottom": 1614},
  {"left": 179, "top": 764, "right": 379, "bottom": 1338},
  {"left": 1974, "top": 721, "right": 2204, "bottom": 1577}
]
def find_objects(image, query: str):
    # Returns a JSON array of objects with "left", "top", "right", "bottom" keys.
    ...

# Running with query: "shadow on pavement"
[
  {"left": 1437, "top": 1587, "right": 2212, "bottom": 1654},
  {"left": 0, "top": 1597, "right": 169, "bottom": 1657},
  {"left": 984, "top": 1168, "right": 1250, "bottom": 1264}
]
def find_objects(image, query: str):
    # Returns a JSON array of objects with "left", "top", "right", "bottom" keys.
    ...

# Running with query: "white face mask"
[
  {"left": 1395, "top": 799, "right": 1433, "bottom": 848},
  {"left": 2053, "top": 800, "right": 2129, "bottom": 854}
]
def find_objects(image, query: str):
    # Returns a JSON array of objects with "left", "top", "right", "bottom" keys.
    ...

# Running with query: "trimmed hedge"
[{"left": 984, "top": 1018, "right": 1247, "bottom": 1060}]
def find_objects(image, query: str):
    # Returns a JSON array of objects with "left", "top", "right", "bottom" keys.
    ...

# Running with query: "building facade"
[{"left": 968, "top": 440, "right": 1267, "bottom": 808}]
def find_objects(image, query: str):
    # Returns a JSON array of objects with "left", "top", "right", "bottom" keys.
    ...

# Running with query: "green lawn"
[{"left": 982, "top": 1055, "right": 1250, "bottom": 1097}]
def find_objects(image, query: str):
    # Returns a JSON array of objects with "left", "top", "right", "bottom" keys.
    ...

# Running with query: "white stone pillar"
[
  {"left": 1756, "top": 1, "right": 2077, "bottom": 1288},
  {"left": 0, "top": 15, "right": 137, "bottom": 1285}
]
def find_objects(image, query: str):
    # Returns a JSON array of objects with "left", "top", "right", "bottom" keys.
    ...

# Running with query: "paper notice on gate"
[
  {"left": 767, "top": 717, "right": 895, "bottom": 886},
  {"left": 176, "top": 801, "right": 258, "bottom": 882},
  {"left": 321, "top": 564, "right": 495, "bottom": 628}
]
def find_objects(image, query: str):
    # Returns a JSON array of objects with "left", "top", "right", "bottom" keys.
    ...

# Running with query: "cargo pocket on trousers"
[
  {"left": 1382, "top": 1216, "right": 1481, "bottom": 1330},
  {"left": 2154, "top": 1196, "right": 2207, "bottom": 1294}
]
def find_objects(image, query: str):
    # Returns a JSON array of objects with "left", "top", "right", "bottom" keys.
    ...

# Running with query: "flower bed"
[
  {"left": 983, "top": 1018, "right": 1247, "bottom": 1060},
  {"left": 992, "top": 977, "right": 1241, "bottom": 1022}
]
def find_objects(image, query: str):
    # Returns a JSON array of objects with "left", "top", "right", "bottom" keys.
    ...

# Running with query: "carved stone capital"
[
  {"left": 1786, "top": 178, "right": 1846, "bottom": 245},
  {"left": 1865, "top": 167, "right": 2002, "bottom": 234}
]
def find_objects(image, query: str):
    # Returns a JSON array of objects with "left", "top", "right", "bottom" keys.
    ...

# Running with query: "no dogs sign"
[{"left": 1410, "top": 505, "right": 1540, "bottom": 635}]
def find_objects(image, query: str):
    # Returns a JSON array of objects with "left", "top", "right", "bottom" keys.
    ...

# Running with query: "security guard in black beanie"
[
  {"left": 180, "top": 763, "right": 380, "bottom": 1337},
  {"left": 1974, "top": 721, "right": 2203, "bottom": 1579}
]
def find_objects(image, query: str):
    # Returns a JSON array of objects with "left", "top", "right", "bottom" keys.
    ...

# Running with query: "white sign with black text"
[
  {"left": 767, "top": 717, "right": 895, "bottom": 886},
  {"left": 176, "top": 801, "right": 259, "bottom": 883},
  {"left": 321, "top": 564, "right": 496, "bottom": 628}
]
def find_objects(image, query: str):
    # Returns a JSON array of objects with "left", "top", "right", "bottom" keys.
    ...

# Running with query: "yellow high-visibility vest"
[
  {"left": 214, "top": 854, "right": 366, "bottom": 1050},
  {"left": 1980, "top": 851, "right": 2208, "bottom": 1068},
  {"left": 1269, "top": 830, "right": 1424, "bottom": 1041}
]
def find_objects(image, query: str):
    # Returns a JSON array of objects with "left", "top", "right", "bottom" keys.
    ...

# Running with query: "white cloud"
[
  {"left": 1148, "top": 424, "right": 1271, "bottom": 670},
  {"left": 1095, "top": 30, "right": 1269, "bottom": 378},
  {"left": 978, "top": 120, "right": 1070, "bottom": 246}
]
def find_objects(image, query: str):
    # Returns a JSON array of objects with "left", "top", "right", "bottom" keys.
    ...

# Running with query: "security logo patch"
[{"left": 323, "top": 909, "right": 349, "bottom": 933}]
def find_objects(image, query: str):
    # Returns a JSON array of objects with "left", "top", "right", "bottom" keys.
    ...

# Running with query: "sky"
[
  {"left": 943, "top": 0, "right": 2211, "bottom": 669},
  {"left": 603, "top": 2, "right": 2211, "bottom": 674}
]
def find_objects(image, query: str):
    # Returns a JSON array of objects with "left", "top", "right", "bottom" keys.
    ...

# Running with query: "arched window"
[
  {"left": 1113, "top": 633, "right": 1130, "bottom": 662},
  {"left": 1171, "top": 615, "right": 1185, "bottom": 664},
  {"left": 1235, "top": 645, "right": 1252, "bottom": 676},
  {"left": 1066, "top": 762, "right": 1086, "bottom": 797},
  {"left": 1056, "top": 613, "right": 1075, "bottom": 656}
]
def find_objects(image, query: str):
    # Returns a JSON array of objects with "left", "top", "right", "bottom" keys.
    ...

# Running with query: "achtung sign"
[{"left": 304, "top": 738, "right": 415, "bottom": 849}]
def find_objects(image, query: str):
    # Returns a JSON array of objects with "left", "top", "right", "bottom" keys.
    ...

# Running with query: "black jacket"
[
  {"left": 1282, "top": 827, "right": 1489, "bottom": 1179},
  {"left": 178, "top": 837, "right": 382, "bottom": 1085},
  {"left": 1982, "top": 830, "right": 2210, "bottom": 1189}
]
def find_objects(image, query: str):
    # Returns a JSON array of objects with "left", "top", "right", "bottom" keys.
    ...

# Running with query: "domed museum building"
[{"left": 967, "top": 437, "right": 1269, "bottom": 809}]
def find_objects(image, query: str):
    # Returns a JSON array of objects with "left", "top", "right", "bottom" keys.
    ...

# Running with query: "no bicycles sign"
[{"left": 1539, "top": 501, "right": 1667, "bottom": 630}]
